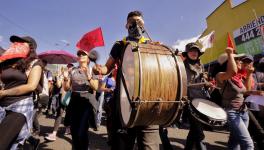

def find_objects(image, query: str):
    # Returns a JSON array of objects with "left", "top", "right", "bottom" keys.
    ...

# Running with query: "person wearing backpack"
[
  {"left": 45, "top": 65, "right": 73, "bottom": 141},
  {"left": 0, "top": 35, "right": 42, "bottom": 149}
]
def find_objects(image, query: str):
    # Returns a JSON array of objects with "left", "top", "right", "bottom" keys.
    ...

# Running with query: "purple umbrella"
[
  {"left": 0, "top": 46, "right": 6, "bottom": 55},
  {"left": 38, "top": 50, "right": 77, "bottom": 64}
]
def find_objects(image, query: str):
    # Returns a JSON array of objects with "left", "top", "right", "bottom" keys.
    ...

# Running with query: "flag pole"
[
  {"left": 198, "top": 31, "right": 215, "bottom": 77},
  {"left": 252, "top": 9, "right": 264, "bottom": 45},
  {"left": 208, "top": 47, "right": 212, "bottom": 77},
  {"left": 208, "top": 32, "right": 214, "bottom": 77}
]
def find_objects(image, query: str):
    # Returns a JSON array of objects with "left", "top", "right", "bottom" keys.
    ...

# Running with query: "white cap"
[{"left": 217, "top": 53, "right": 245, "bottom": 65}]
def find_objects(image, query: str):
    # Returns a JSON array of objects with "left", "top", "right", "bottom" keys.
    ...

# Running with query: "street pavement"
[{"left": 32, "top": 114, "right": 229, "bottom": 150}]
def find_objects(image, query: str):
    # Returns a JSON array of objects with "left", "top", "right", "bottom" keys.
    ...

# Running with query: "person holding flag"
[
  {"left": 93, "top": 10, "right": 160, "bottom": 150},
  {"left": 214, "top": 46, "right": 254, "bottom": 150}
]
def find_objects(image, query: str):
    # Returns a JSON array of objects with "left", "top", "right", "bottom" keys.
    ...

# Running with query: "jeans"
[
  {"left": 51, "top": 94, "right": 60, "bottom": 114},
  {"left": 227, "top": 110, "right": 254, "bottom": 150},
  {"left": 53, "top": 102, "right": 65, "bottom": 132},
  {"left": 96, "top": 92, "right": 104, "bottom": 126},
  {"left": 32, "top": 109, "right": 40, "bottom": 133}
]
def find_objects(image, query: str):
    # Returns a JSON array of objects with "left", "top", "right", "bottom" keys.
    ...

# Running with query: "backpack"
[
  {"left": 61, "top": 91, "right": 71, "bottom": 106},
  {"left": 27, "top": 59, "right": 49, "bottom": 106},
  {"left": 37, "top": 70, "right": 49, "bottom": 106}
]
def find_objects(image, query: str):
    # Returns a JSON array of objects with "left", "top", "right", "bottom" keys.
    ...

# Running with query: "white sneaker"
[{"left": 44, "top": 134, "right": 56, "bottom": 141}]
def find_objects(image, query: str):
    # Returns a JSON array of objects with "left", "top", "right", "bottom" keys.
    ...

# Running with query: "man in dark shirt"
[{"left": 93, "top": 11, "right": 159, "bottom": 150}]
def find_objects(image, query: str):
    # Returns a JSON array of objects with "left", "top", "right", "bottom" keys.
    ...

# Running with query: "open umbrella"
[
  {"left": 0, "top": 46, "right": 6, "bottom": 55},
  {"left": 38, "top": 50, "right": 77, "bottom": 64}
]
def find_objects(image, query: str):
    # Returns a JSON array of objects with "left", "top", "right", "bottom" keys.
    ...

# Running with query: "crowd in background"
[{"left": 0, "top": 10, "right": 264, "bottom": 150}]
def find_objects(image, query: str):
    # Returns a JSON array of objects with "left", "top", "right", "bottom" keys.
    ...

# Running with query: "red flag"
[
  {"left": 227, "top": 32, "right": 234, "bottom": 48},
  {"left": 76, "top": 27, "right": 104, "bottom": 52}
]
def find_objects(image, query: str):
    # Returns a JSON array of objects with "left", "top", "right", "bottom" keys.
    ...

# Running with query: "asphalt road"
[{"left": 27, "top": 114, "right": 229, "bottom": 150}]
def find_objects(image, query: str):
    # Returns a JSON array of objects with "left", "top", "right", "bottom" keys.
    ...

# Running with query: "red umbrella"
[{"left": 38, "top": 50, "right": 77, "bottom": 64}]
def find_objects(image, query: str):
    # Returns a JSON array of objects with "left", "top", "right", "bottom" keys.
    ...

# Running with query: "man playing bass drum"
[{"left": 93, "top": 11, "right": 160, "bottom": 150}]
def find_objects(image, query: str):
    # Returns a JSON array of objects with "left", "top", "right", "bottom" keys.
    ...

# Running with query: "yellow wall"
[{"left": 200, "top": 0, "right": 264, "bottom": 64}]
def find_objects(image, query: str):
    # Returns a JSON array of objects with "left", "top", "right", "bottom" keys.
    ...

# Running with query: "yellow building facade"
[{"left": 200, "top": 0, "right": 264, "bottom": 64}]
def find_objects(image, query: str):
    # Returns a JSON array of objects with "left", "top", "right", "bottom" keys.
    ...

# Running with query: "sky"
[{"left": 0, "top": 0, "right": 225, "bottom": 64}]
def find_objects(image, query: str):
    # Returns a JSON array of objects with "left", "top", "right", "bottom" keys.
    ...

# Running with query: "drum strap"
[
  {"left": 166, "top": 45, "right": 186, "bottom": 102},
  {"left": 120, "top": 70, "right": 134, "bottom": 107},
  {"left": 221, "top": 81, "right": 228, "bottom": 95},
  {"left": 122, "top": 36, "right": 150, "bottom": 45}
]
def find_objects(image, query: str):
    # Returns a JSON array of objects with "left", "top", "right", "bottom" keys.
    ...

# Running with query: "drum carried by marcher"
[
  {"left": 118, "top": 42, "right": 187, "bottom": 127},
  {"left": 189, "top": 98, "right": 227, "bottom": 127}
]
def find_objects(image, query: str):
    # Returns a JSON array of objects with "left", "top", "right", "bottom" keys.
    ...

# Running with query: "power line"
[{"left": 0, "top": 12, "right": 54, "bottom": 48}]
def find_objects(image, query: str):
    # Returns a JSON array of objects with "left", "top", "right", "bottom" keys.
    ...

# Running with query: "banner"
[
  {"left": 198, "top": 30, "right": 215, "bottom": 52},
  {"left": 233, "top": 15, "right": 264, "bottom": 55}
]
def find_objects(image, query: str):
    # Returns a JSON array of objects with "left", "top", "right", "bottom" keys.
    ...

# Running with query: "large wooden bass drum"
[{"left": 118, "top": 42, "right": 187, "bottom": 128}]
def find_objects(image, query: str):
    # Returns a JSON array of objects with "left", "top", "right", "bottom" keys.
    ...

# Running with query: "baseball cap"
[
  {"left": 241, "top": 54, "right": 254, "bottom": 63},
  {"left": 217, "top": 53, "right": 245, "bottom": 65},
  {"left": 259, "top": 57, "right": 264, "bottom": 64},
  {"left": 77, "top": 50, "right": 89, "bottom": 56},
  {"left": 67, "top": 63, "right": 74, "bottom": 68},
  {"left": 10, "top": 35, "right": 37, "bottom": 50}
]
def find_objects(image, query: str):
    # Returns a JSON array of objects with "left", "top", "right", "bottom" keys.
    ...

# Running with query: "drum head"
[
  {"left": 192, "top": 99, "right": 227, "bottom": 120},
  {"left": 120, "top": 44, "right": 136, "bottom": 125}
]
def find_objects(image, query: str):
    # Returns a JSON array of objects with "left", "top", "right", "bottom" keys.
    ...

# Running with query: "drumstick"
[
  {"left": 212, "top": 86, "right": 221, "bottom": 90},
  {"left": 256, "top": 82, "right": 264, "bottom": 86},
  {"left": 187, "top": 82, "right": 221, "bottom": 90},
  {"left": 187, "top": 82, "right": 208, "bottom": 87},
  {"left": 246, "top": 90, "right": 264, "bottom": 96}
]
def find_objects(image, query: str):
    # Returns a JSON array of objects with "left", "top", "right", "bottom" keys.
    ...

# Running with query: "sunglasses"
[
  {"left": 77, "top": 52, "right": 87, "bottom": 57},
  {"left": 242, "top": 60, "right": 252, "bottom": 64}
]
